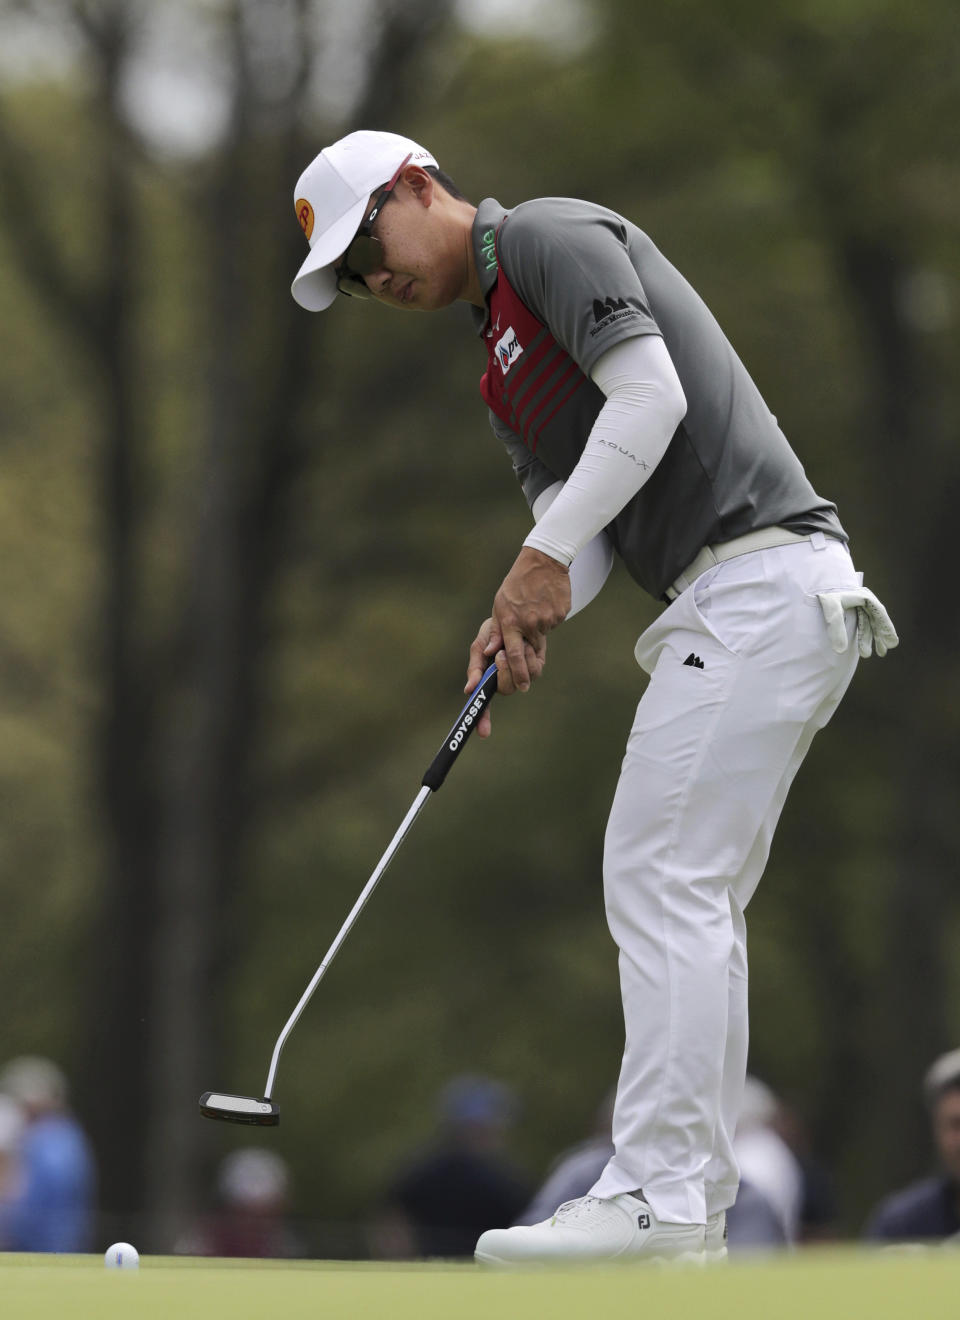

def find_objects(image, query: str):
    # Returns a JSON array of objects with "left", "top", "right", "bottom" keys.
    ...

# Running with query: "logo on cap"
[{"left": 295, "top": 198, "right": 314, "bottom": 241}]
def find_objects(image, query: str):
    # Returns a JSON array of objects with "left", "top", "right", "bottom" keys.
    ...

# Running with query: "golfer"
[{"left": 289, "top": 130, "right": 897, "bottom": 1264}]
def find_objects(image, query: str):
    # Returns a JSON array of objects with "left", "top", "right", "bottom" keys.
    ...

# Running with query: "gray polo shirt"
[{"left": 471, "top": 197, "right": 846, "bottom": 599}]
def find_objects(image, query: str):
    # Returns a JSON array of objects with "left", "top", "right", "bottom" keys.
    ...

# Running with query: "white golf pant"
[{"left": 589, "top": 535, "right": 860, "bottom": 1225}]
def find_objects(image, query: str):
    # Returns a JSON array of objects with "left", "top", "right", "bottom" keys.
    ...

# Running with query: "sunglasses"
[{"left": 335, "top": 152, "right": 413, "bottom": 300}]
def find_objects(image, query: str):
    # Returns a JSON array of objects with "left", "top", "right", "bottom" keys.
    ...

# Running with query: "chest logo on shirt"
[{"left": 495, "top": 326, "right": 523, "bottom": 374}]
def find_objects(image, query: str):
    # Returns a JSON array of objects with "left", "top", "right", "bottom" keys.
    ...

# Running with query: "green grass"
[{"left": 3, "top": 1247, "right": 960, "bottom": 1319}]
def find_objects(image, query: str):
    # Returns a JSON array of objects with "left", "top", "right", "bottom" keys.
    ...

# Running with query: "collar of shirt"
[{"left": 470, "top": 198, "right": 510, "bottom": 337}]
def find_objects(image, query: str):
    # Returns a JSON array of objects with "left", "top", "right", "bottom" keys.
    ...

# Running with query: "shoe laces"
[{"left": 551, "top": 1195, "right": 604, "bottom": 1225}]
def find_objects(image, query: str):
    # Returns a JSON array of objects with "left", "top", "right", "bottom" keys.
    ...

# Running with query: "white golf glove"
[{"left": 816, "top": 587, "right": 899, "bottom": 658}]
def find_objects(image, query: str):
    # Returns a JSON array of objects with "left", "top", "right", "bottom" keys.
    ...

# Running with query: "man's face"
[
  {"left": 338, "top": 170, "right": 467, "bottom": 312},
  {"left": 933, "top": 1086, "right": 960, "bottom": 1181}
]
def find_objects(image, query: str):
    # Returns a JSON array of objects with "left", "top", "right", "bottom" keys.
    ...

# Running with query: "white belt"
[{"left": 663, "top": 526, "right": 812, "bottom": 602}]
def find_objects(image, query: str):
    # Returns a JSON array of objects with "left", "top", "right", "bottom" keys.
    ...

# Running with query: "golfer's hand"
[
  {"left": 465, "top": 615, "right": 542, "bottom": 738},
  {"left": 492, "top": 546, "right": 570, "bottom": 693}
]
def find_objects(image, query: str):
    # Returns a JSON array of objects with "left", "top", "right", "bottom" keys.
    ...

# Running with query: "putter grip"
[{"left": 421, "top": 662, "right": 498, "bottom": 791}]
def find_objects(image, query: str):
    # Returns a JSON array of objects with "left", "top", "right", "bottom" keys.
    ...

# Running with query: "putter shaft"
[
  {"left": 263, "top": 783, "right": 432, "bottom": 1099},
  {"left": 201, "top": 660, "right": 498, "bottom": 1123}
]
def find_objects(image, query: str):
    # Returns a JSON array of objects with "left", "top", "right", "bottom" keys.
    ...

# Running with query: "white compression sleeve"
[
  {"left": 531, "top": 482, "right": 613, "bottom": 617},
  {"left": 523, "top": 335, "right": 687, "bottom": 566}
]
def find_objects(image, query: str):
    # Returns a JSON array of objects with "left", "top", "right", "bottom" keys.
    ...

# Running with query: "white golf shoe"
[{"left": 474, "top": 1193, "right": 705, "bottom": 1266}]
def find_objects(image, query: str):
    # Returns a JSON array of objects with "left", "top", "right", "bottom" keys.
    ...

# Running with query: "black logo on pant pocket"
[{"left": 683, "top": 653, "right": 705, "bottom": 669}]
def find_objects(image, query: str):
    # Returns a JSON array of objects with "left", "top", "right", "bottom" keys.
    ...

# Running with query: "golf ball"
[{"left": 104, "top": 1241, "right": 140, "bottom": 1269}]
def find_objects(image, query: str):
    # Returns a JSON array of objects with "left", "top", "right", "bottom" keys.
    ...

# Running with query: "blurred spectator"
[
  {"left": 774, "top": 1094, "right": 838, "bottom": 1242},
  {"left": 0, "top": 1056, "right": 96, "bottom": 1252},
  {"left": 515, "top": 1090, "right": 615, "bottom": 1226},
  {"left": 0, "top": 1095, "right": 25, "bottom": 1249},
  {"left": 516, "top": 1085, "right": 787, "bottom": 1252},
  {"left": 184, "top": 1148, "right": 304, "bottom": 1258},
  {"left": 734, "top": 1076, "right": 804, "bottom": 1244},
  {"left": 371, "top": 1075, "right": 531, "bottom": 1259},
  {"left": 864, "top": 1047, "right": 960, "bottom": 1244},
  {"left": 727, "top": 1178, "right": 789, "bottom": 1251}
]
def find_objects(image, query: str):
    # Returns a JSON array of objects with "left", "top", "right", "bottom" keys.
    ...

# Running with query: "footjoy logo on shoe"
[
  {"left": 637, "top": 1213, "right": 651, "bottom": 1231},
  {"left": 683, "top": 653, "right": 705, "bottom": 669},
  {"left": 448, "top": 689, "right": 490, "bottom": 752}
]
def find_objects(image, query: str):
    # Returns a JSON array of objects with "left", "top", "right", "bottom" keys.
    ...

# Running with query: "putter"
[{"left": 200, "top": 659, "right": 499, "bottom": 1125}]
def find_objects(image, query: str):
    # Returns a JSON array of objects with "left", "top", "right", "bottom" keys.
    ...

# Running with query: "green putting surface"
[{"left": 3, "top": 1247, "right": 959, "bottom": 1320}]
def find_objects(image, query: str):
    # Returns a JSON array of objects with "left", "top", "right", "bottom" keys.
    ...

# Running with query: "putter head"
[{"left": 199, "top": 1091, "right": 280, "bottom": 1126}]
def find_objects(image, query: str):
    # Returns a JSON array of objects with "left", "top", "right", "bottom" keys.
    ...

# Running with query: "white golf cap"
[{"left": 291, "top": 130, "right": 437, "bottom": 312}]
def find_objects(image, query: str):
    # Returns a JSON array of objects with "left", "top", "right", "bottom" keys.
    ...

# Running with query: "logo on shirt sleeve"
[
  {"left": 589, "top": 295, "right": 640, "bottom": 337},
  {"left": 495, "top": 326, "right": 523, "bottom": 373},
  {"left": 593, "top": 296, "right": 627, "bottom": 322}
]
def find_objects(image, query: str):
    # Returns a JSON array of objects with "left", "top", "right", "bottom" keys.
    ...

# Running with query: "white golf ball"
[{"left": 104, "top": 1241, "right": 140, "bottom": 1269}]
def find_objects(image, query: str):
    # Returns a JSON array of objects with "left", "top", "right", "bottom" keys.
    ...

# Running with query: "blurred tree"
[{"left": 0, "top": 0, "right": 456, "bottom": 1248}]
